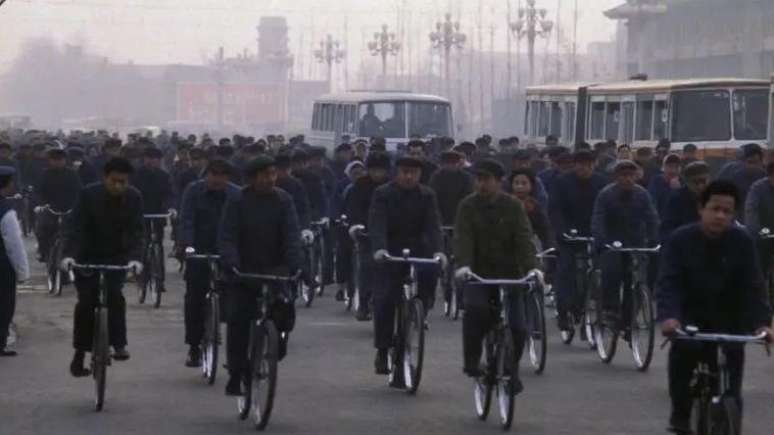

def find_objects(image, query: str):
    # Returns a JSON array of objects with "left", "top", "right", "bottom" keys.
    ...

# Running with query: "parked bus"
[
  {"left": 526, "top": 78, "right": 769, "bottom": 158},
  {"left": 309, "top": 91, "right": 454, "bottom": 151}
]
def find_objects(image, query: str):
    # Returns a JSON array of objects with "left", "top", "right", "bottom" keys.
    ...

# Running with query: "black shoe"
[
  {"left": 668, "top": 415, "right": 692, "bottom": 434},
  {"left": 374, "top": 348, "right": 389, "bottom": 375},
  {"left": 278, "top": 334, "right": 288, "bottom": 361},
  {"left": 112, "top": 347, "right": 130, "bottom": 361},
  {"left": 185, "top": 346, "right": 201, "bottom": 367},
  {"left": 463, "top": 365, "right": 484, "bottom": 378},
  {"left": 508, "top": 378, "right": 524, "bottom": 396},
  {"left": 225, "top": 375, "right": 243, "bottom": 396},
  {"left": 335, "top": 289, "right": 345, "bottom": 301},
  {"left": 70, "top": 351, "right": 91, "bottom": 377},
  {"left": 556, "top": 312, "right": 571, "bottom": 331},
  {"left": 355, "top": 310, "right": 372, "bottom": 322},
  {"left": 0, "top": 348, "right": 17, "bottom": 357}
]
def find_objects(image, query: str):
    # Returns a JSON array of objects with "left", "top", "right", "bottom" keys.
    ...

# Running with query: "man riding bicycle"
[
  {"left": 657, "top": 180, "right": 772, "bottom": 434},
  {"left": 218, "top": 155, "right": 302, "bottom": 396},
  {"left": 34, "top": 148, "right": 81, "bottom": 262},
  {"left": 454, "top": 159, "right": 538, "bottom": 393},
  {"left": 369, "top": 156, "right": 445, "bottom": 374},
  {"left": 62, "top": 157, "right": 144, "bottom": 376},
  {"left": 178, "top": 159, "right": 240, "bottom": 367}
]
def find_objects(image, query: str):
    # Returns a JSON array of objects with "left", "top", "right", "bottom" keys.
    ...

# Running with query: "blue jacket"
[
  {"left": 659, "top": 186, "right": 700, "bottom": 243},
  {"left": 647, "top": 174, "right": 681, "bottom": 217},
  {"left": 591, "top": 183, "right": 659, "bottom": 248},
  {"left": 179, "top": 180, "right": 241, "bottom": 253},
  {"left": 548, "top": 172, "right": 608, "bottom": 238},
  {"left": 744, "top": 178, "right": 774, "bottom": 236},
  {"left": 656, "top": 223, "right": 771, "bottom": 333}
]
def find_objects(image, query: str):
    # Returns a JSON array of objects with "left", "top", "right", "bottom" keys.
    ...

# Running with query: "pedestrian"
[{"left": 0, "top": 166, "right": 29, "bottom": 356}]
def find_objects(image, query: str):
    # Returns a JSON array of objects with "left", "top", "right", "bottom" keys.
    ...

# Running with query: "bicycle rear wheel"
[
  {"left": 526, "top": 291, "right": 547, "bottom": 374},
  {"left": 474, "top": 331, "right": 495, "bottom": 421},
  {"left": 315, "top": 241, "right": 326, "bottom": 297},
  {"left": 250, "top": 321, "right": 279, "bottom": 430},
  {"left": 302, "top": 249, "right": 316, "bottom": 308},
  {"left": 202, "top": 292, "right": 220, "bottom": 385},
  {"left": 630, "top": 286, "right": 655, "bottom": 372},
  {"left": 151, "top": 243, "right": 163, "bottom": 308},
  {"left": 403, "top": 298, "right": 425, "bottom": 395},
  {"left": 496, "top": 329, "right": 517, "bottom": 430},
  {"left": 93, "top": 308, "right": 109, "bottom": 412},
  {"left": 137, "top": 246, "right": 150, "bottom": 304},
  {"left": 47, "top": 242, "right": 63, "bottom": 296},
  {"left": 709, "top": 397, "right": 740, "bottom": 435}
]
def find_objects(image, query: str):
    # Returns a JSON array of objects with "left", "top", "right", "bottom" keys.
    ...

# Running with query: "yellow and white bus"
[
  {"left": 527, "top": 78, "right": 769, "bottom": 157},
  {"left": 308, "top": 91, "right": 454, "bottom": 151}
]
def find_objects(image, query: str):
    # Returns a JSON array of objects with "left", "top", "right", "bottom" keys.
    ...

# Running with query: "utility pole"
[
  {"left": 490, "top": 21, "right": 496, "bottom": 131},
  {"left": 429, "top": 13, "right": 466, "bottom": 99},
  {"left": 506, "top": 0, "right": 513, "bottom": 100},
  {"left": 215, "top": 46, "right": 224, "bottom": 131},
  {"left": 511, "top": 0, "right": 554, "bottom": 86},
  {"left": 314, "top": 34, "right": 346, "bottom": 93},
  {"left": 369, "top": 24, "right": 401, "bottom": 88},
  {"left": 572, "top": 0, "right": 578, "bottom": 80},
  {"left": 555, "top": 0, "right": 562, "bottom": 82}
]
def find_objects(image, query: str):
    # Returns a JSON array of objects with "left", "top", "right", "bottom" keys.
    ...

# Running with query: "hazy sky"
[{"left": 0, "top": 0, "right": 623, "bottom": 74}]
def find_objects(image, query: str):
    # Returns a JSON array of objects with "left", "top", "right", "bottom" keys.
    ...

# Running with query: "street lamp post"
[
  {"left": 314, "top": 34, "right": 346, "bottom": 92},
  {"left": 429, "top": 13, "right": 466, "bottom": 98},
  {"left": 511, "top": 0, "right": 553, "bottom": 87},
  {"left": 368, "top": 24, "right": 401, "bottom": 88}
]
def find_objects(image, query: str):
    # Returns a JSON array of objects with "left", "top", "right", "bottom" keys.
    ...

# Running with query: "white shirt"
[{"left": 1, "top": 209, "right": 30, "bottom": 282}]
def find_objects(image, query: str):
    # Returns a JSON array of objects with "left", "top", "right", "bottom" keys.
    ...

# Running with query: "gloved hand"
[
  {"left": 301, "top": 229, "right": 315, "bottom": 244},
  {"left": 433, "top": 252, "right": 448, "bottom": 270},
  {"left": 168, "top": 209, "right": 178, "bottom": 219},
  {"left": 373, "top": 249, "right": 388, "bottom": 262},
  {"left": 454, "top": 266, "right": 472, "bottom": 280},
  {"left": 60, "top": 257, "right": 76, "bottom": 272},
  {"left": 128, "top": 260, "right": 144, "bottom": 275},
  {"left": 33, "top": 206, "right": 44, "bottom": 214}
]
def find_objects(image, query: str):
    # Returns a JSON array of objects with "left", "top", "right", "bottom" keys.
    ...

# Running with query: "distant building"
[{"left": 606, "top": 0, "right": 774, "bottom": 79}]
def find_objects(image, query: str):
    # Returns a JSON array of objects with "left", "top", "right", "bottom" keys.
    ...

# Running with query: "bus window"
[
  {"left": 605, "top": 102, "right": 621, "bottom": 142},
  {"left": 549, "top": 102, "right": 562, "bottom": 138},
  {"left": 530, "top": 101, "right": 539, "bottom": 136},
  {"left": 671, "top": 91, "right": 730, "bottom": 142},
  {"left": 590, "top": 101, "right": 605, "bottom": 140},
  {"left": 312, "top": 104, "right": 320, "bottom": 129},
  {"left": 408, "top": 102, "right": 451, "bottom": 137},
  {"left": 621, "top": 102, "right": 635, "bottom": 145},
  {"left": 654, "top": 100, "right": 668, "bottom": 140},
  {"left": 538, "top": 102, "right": 550, "bottom": 137},
  {"left": 635, "top": 99, "right": 654, "bottom": 141},
  {"left": 346, "top": 105, "right": 357, "bottom": 133},
  {"left": 358, "top": 102, "right": 406, "bottom": 138},
  {"left": 733, "top": 89, "right": 768, "bottom": 141},
  {"left": 524, "top": 102, "right": 531, "bottom": 136},
  {"left": 565, "top": 102, "right": 576, "bottom": 144}
]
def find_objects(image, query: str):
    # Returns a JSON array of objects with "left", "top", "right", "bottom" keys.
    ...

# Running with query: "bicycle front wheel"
[
  {"left": 593, "top": 284, "right": 618, "bottom": 364},
  {"left": 496, "top": 328, "right": 517, "bottom": 430},
  {"left": 151, "top": 243, "right": 164, "bottom": 308},
  {"left": 630, "top": 286, "right": 655, "bottom": 372},
  {"left": 708, "top": 397, "right": 740, "bottom": 435},
  {"left": 526, "top": 291, "right": 547, "bottom": 374},
  {"left": 250, "top": 321, "right": 279, "bottom": 431},
  {"left": 47, "top": 242, "right": 63, "bottom": 296},
  {"left": 93, "top": 308, "right": 109, "bottom": 412},
  {"left": 474, "top": 331, "right": 495, "bottom": 421},
  {"left": 202, "top": 292, "right": 220, "bottom": 385},
  {"left": 403, "top": 298, "right": 425, "bottom": 395}
]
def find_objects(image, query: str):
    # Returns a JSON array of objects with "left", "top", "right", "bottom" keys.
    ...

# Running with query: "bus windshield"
[
  {"left": 671, "top": 90, "right": 731, "bottom": 142},
  {"left": 733, "top": 89, "right": 768, "bottom": 141},
  {"left": 358, "top": 102, "right": 406, "bottom": 138},
  {"left": 408, "top": 102, "right": 451, "bottom": 137}
]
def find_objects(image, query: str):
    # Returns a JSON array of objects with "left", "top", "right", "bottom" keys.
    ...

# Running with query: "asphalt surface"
[{"left": 1, "top": 240, "right": 773, "bottom": 435}]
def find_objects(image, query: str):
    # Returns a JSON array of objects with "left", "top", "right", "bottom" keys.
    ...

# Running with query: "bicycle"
[
  {"left": 536, "top": 247, "right": 557, "bottom": 310},
  {"left": 311, "top": 218, "right": 329, "bottom": 297},
  {"left": 375, "top": 249, "right": 443, "bottom": 394},
  {"left": 232, "top": 269, "right": 300, "bottom": 431},
  {"left": 441, "top": 226, "right": 461, "bottom": 320},
  {"left": 593, "top": 242, "right": 660, "bottom": 371},
  {"left": 559, "top": 230, "right": 598, "bottom": 348},
  {"left": 463, "top": 270, "right": 545, "bottom": 430},
  {"left": 348, "top": 224, "right": 368, "bottom": 315},
  {"left": 334, "top": 214, "right": 356, "bottom": 310},
  {"left": 11, "top": 186, "right": 34, "bottom": 237},
  {"left": 67, "top": 263, "right": 137, "bottom": 412},
  {"left": 36, "top": 205, "right": 72, "bottom": 296},
  {"left": 185, "top": 248, "right": 221, "bottom": 386},
  {"left": 138, "top": 212, "right": 174, "bottom": 308},
  {"left": 664, "top": 327, "right": 770, "bottom": 435}
]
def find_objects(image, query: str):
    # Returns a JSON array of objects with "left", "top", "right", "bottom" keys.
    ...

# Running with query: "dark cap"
[
  {"left": 0, "top": 165, "right": 16, "bottom": 177},
  {"left": 366, "top": 151, "right": 391, "bottom": 169},
  {"left": 663, "top": 153, "right": 681, "bottom": 166},
  {"left": 512, "top": 149, "right": 531, "bottom": 161},
  {"left": 335, "top": 143, "right": 353, "bottom": 153},
  {"left": 440, "top": 150, "right": 464, "bottom": 164},
  {"left": 46, "top": 148, "right": 67, "bottom": 159},
  {"left": 143, "top": 147, "right": 163, "bottom": 159},
  {"left": 573, "top": 150, "right": 595, "bottom": 163},
  {"left": 291, "top": 150, "right": 309, "bottom": 163},
  {"left": 682, "top": 161, "right": 710, "bottom": 178},
  {"left": 189, "top": 148, "right": 206, "bottom": 160},
  {"left": 67, "top": 147, "right": 85, "bottom": 159},
  {"left": 205, "top": 158, "right": 233, "bottom": 175},
  {"left": 274, "top": 153, "right": 291, "bottom": 169},
  {"left": 742, "top": 143, "right": 763, "bottom": 159},
  {"left": 473, "top": 159, "right": 505, "bottom": 178},
  {"left": 613, "top": 159, "right": 639, "bottom": 174},
  {"left": 395, "top": 156, "right": 424, "bottom": 169},
  {"left": 309, "top": 147, "right": 327, "bottom": 159},
  {"left": 243, "top": 155, "right": 276, "bottom": 177}
]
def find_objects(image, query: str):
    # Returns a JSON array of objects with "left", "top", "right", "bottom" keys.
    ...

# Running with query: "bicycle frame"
[{"left": 380, "top": 249, "right": 441, "bottom": 301}]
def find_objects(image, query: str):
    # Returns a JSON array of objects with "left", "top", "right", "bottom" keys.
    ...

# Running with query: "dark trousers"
[
  {"left": 335, "top": 227, "right": 353, "bottom": 287},
  {"left": 356, "top": 240, "right": 375, "bottom": 313},
  {"left": 142, "top": 220, "right": 166, "bottom": 285},
  {"left": 372, "top": 262, "right": 438, "bottom": 349},
  {"left": 184, "top": 261, "right": 211, "bottom": 346},
  {"left": 35, "top": 212, "right": 58, "bottom": 260},
  {"left": 322, "top": 226, "right": 335, "bottom": 284},
  {"left": 226, "top": 285, "right": 295, "bottom": 377},
  {"left": 600, "top": 251, "right": 633, "bottom": 320},
  {"left": 73, "top": 270, "right": 128, "bottom": 352},
  {"left": 0, "top": 269, "right": 16, "bottom": 349},
  {"left": 668, "top": 341, "right": 745, "bottom": 422},
  {"left": 555, "top": 244, "right": 581, "bottom": 316}
]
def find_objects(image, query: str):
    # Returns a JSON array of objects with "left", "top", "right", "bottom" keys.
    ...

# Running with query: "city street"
[{"left": 1, "top": 244, "right": 772, "bottom": 435}]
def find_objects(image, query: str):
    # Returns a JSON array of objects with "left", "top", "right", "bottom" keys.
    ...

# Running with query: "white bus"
[
  {"left": 526, "top": 78, "right": 769, "bottom": 158},
  {"left": 309, "top": 91, "right": 454, "bottom": 151}
]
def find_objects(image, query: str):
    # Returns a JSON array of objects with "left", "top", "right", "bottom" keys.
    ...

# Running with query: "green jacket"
[{"left": 454, "top": 192, "right": 538, "bottom": 279}]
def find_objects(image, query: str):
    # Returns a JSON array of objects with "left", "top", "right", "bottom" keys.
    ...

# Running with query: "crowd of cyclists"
[{"left": 0, "top": 127, "right": 772, "bottom": 433}]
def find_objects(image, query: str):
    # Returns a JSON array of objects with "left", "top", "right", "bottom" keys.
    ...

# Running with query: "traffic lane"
[{"left": 2, "top": 266, "right": 773, "bottom": 435}]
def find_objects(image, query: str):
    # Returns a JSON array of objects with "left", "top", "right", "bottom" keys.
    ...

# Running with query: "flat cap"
[
  {"left": 366, "top": 151, "right": 391, "bottom": 169},
  {"left": 0, "top": 166, "right": 16, "bottom": 177},
  {"left": 613, "top": 159, "right": 639, "bottom": 174},
  {"left": 243, "top": 155, "right": 276, "bottom": 176},
  {"left": 473, "top": 159, "right": 505, "bottom": 178},
  {"left": 395, "top": 156, "right": 424, "bottom": 169}
]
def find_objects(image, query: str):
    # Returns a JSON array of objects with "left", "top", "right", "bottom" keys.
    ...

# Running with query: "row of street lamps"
[{"left": 314, "top": 0, "right": 554, "bottom": 94}]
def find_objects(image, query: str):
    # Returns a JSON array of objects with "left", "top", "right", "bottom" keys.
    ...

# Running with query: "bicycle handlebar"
[
  {"left": 71, "top": 263, "right": 136, "bottom": 272},
  {"left": 759, "top": 228, "right": 774, "bottom": 239},
  {"left": 466, "top": 269, "right": 545, "bottom": 288},
  {"left": 562, "top": 232, "right": 594, "bottom": 243},
  {"left": 604, "top": 242, "right": 660, "bottom": 253},
  {"left": 232, "top": 268, "right": 302, "bottom": 283},
  {"left": 144, "top": 213, "right": 174, "bottom": 220},
  {"left": 348, "top": 224, "right": 367, "bottom": 242},
  {"left": 311, "top": 218, "right": 329, "bottom": 229},
  {"left": 378, "top": 251, "right": 442, "bottom": 266},
  {"left": 674, "top": 328, "right": 769, "bottom": 345},
  {"left": 536, "top": 248, "right": 556, "bottom": 258},
  {"left": 36, "top": 205, "right": 71, "bottom": 216}
]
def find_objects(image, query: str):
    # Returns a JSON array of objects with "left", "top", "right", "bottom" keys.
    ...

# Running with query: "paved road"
[{"left": 2, "top": 244, "right": 773, "bottom": 435}]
